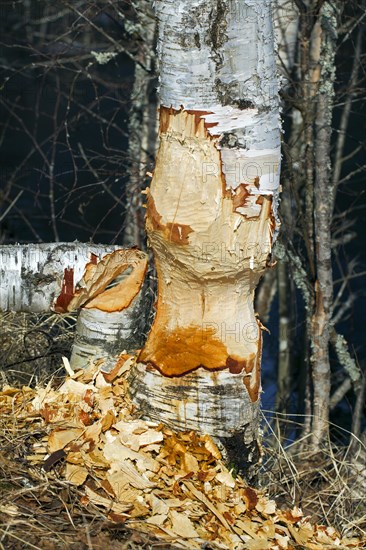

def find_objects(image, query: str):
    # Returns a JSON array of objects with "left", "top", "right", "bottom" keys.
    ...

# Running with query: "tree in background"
[{"left": 267, "top": 0, "right": 364, "bottom": 450}]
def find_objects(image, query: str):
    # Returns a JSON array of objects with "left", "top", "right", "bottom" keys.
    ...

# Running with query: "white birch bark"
[
  {"left": 128, "top": 0, "right": 281, "bottom": 468},
  {"left": 0, "top": 243, "right": 148, "bottom": 370}
]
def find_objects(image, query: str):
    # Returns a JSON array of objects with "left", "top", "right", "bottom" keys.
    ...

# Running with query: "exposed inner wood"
[
  {"left": 139, "top": 109, "right": 274, "bottom": 402},
  {"left": 54, "top": 268, "right": 76, "bottom": 312},
  {"left": 85, "top": 256, "right": 147, "bottom": 312},
  {"left": 57, "top": 249, "right": 147, "bottom": 313}
]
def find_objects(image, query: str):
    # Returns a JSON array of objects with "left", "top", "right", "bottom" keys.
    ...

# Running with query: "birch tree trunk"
[
  {"left": 128, "top": 0, "right": 281, "bottom": 470},
  {"left": 0, "top": 243, "right": 148, "bottom": 371}
]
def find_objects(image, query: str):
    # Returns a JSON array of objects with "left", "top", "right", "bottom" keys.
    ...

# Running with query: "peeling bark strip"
[
  {"left": 129, "top": 0, "right": 281, "bottom": 442},
  {"left": 0, "top": 243, "right": 148, "bottom": 370},
  {"left": 66, "top": 248, "right": 147, "bottom": 313}
]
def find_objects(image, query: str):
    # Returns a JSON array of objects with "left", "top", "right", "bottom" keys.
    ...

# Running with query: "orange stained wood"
[
  {"left": 147, "top": 193, "right": 193, "bottom": 245},
  {"left": 138, "top": 325, "right": 228, "bottom": 376},
  {"left": 54, "top": 268, "right": 74, "bottom": 312},
  {"left": 138, "top": 324, "right": 261, "bottom": 401}
]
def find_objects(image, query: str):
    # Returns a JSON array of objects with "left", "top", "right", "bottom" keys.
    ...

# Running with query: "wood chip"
[
  {"left": 108, "top": 460, "right": 155, "bottom": 490},
  {"left": 182, "top": 481, "right": 231, "bottom": 531},
  {"left": 48, "top": 428, "right": 84, "bottom": 453},
  {"left": 216, "top": 469, "right": 236, "bottom": 488},
  {"left": 84, "top": 486, "right": 132, "bottom": 514},
  {"left": 65, "top": 463, "right": 88, "bottom": 486},
  {"left": 169, "top": 510, "right": 199, "bottom": 538}
]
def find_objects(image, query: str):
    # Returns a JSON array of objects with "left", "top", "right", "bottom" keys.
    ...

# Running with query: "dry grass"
[
  {"left": 0, "top": 312, "right": 76, "bottom": 388},
  {"left": 261, "top": 413, "right": 366, "bottom": 540},
  {"left": 0, "top": 312, "right": 180, "bottom": 549}
]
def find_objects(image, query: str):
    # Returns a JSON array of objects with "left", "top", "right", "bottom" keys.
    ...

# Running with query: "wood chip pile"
[{"left": 0, "top": 356, "right": 364, "bottom": 549}]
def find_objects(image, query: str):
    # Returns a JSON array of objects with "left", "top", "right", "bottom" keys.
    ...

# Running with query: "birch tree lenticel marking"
[{"left": 128, "top": 0, "right": 281, "bottom": 474}]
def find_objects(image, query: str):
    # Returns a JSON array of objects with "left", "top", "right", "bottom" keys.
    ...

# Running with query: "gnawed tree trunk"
[
  {"left": 128, "top": 0, "right": 281, "bottom": 471},
  {"left": 0, "top": 243, "right": 147, "bottom": 370}
]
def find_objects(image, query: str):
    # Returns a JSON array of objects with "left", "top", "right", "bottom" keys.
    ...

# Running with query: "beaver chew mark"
[
  {"left": 139, "top": 325, "right": 259, "bottom": 399},
  {"left": 159, "top": 106, "right": 176, "bottom": 134},
  {"left": 232, "top": 184, "right": 250, "bottom": 210},
  {"left": 159, "top": 106, "right": 218, "bottom": 137},
  {"left": 54, "top": 268, "right": 74, "bottom": 312},
  {"left": 147, "top": 194, "right": 193, "bottom": 245},
  {"left": 185, "top": 109, "right": 218, "bottom": 134}
]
